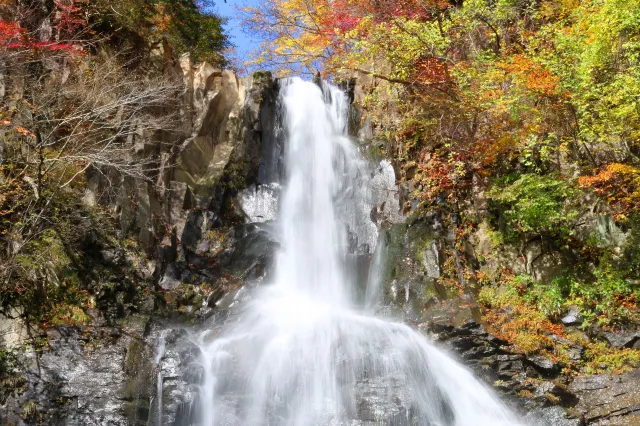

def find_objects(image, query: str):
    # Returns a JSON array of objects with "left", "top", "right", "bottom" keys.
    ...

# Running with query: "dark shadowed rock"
[
  {"left": 217, "top": 223, "right": 280, "bottom": 281},
  {"left": 526, "top": 355, "right": 561, "bottom": 377},
  {"left": 534, "top": 381, "right": 579, "bottom": 408},
  {"left": 495, "top": 354, "right": 525, "bottom": 379}
]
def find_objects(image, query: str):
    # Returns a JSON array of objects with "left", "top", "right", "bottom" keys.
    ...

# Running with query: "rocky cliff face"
[
  {"left": 0, "top": 57, "right": 283, "bottom": 425},
  {"left": 367, "top": 214, "right": 640, "bottom": 426}
]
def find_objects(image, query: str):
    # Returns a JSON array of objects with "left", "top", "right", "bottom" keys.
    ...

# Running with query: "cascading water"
[{"left": 197, "top": 78, "right": 524, "bottom": 426}]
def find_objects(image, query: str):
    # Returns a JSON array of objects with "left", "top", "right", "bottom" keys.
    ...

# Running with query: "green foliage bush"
[
  {"left": 480, "top": 272, "right": 640, "bottom": 372},
  {"left": 583, "top": 341, "right": 640, "bottom": 374},
  {"left": 480, "top": 266, "right": 639, "bottom": 327},
  {"left": 620, "top": 215, "right": 640, "bottom": 279},
  {"left": 0, "top": 187, "right": 148, "bottom": 326},
  {"left": 91, "top": 0, "right": 229, "bottom": 64},
  {"left": 488, "top": 174, "right": 579, "bottom": 239},
  {"left": 568, "top": 267, "right": 639, "bottom": 327}
]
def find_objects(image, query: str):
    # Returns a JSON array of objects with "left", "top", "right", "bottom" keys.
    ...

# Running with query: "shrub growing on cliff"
[
  {"left": 479, "top": 273, "right": 640, "bottom": 372},
  {"left": 90, "top": 0, "right": 229, "bottom": 64},
  {"left": 487, "top": 174, "right": 579, "bottom": 240},
  {"left": 0, "top": 0, "right": 187, "bottom": 323},
  {"left": 0, "top": 50, "right": 181, "bottom": 258},
  {"left": 568, "top": 267, "right": 640, "bottom": 327},
  {"left": 579, "top": 164, "right": 640, "bottom": 222},
  {"left": 478, "top": 275, "right": 561, "bottom": 354}
]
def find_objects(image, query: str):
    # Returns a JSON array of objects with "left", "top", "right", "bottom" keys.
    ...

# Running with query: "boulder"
[
  {"left": 601, "top": 330, "right": 640, "bottom": 349},
  {"left": 571, "top": 370, "right": 640, "bottom": 425},
  {"left": 0, "top": 310, "right": 28, "bottom": 349},
  {"left": 526, "top": 355, "right": 561, "bottom": 377},
  {"left": 562, "top": 306, "right": 584, "bottom": 326}
]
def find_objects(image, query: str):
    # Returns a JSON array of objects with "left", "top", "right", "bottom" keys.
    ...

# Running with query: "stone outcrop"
[
  {"left": 79, "top": 58, "right": 284, "bottom": 305},
  {"left": 470, "top": 193, "right": 630, "bottom": 287},
  {"left": 571, "top": 370, "right": 640, "bottom": 425},
  {"left": 0, "top": 56, "right": 281, "bottom": 425},
  {"left": 1, "top": 316, "right": 154, "bottom": 426},
  {"left": 427, "top": 321, "right": 640, "bottom": 426},
  {"left": 373, "top": 213, "right": 640, "bottom": 426}
]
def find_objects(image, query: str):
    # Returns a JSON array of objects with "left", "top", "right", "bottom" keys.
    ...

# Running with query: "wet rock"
[
  {"left": 562, "top": 306, "right": 584, "bottom": 326},
  {"left": 219, "top": 222, "right": 280, "bottom": 280},
  {"left": 238, "top": 183, "right": 280, "bottom": 223},
  {"left": 159, "top": 264, "right": 182, "bottom": 290},
  {"left": 355, "top": 377, "right": 413, "bottom": 424},
  {"left": 120, "top": 337, "right": 156, "bottom": 425},
  {"left": 370, "top": 160, "right": 404, "bottom": 226},
  {"left": 525, "top": 406, "right": 584, "bottom": 426},
  {"left": 0, "top": 319, "right": 155, "bottom": 426},
  {"left": 154, "top": 328, "right": 205, "bottom": 425},
  {"left": 256, "top": 74, "right": 285, "bottom": 185}
]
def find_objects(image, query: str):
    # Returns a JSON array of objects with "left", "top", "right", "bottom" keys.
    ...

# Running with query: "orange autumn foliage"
[
  {"left": 498, "top": 55, "right": 561, "bottom": 98},
  {"left": 579, "top": 163, "right": 640, "bottom": 219}
]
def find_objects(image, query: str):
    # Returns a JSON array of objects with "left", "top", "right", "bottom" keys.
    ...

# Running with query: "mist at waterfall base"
[{"left": 194, "top": 78, "right": 524, "bottom": 426}]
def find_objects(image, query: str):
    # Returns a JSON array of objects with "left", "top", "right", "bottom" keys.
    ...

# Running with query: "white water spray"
[
  {"left": 154, "top": 330, "right": 168, "bottom": 426},
  {"left": 197, "top": 78, "right": 524, "bottom": 426}
]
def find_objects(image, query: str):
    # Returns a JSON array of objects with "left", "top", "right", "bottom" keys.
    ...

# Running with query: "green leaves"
[
  {"left": 543, "top": 0, "right": 640, "bottom": 147},
  {"left": 92, "top": 0, "right": 229, "bottom": 65},
  {"left": 488, "top": 174, "right": 579, "bottom": 237}
]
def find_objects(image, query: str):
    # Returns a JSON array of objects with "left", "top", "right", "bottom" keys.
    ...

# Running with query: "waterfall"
[
  {"left": 196, "top": 78, "right": 524, "bottom": 426},
  {"left": 154, "top": 330, "right": 168, "bottom": 426}
]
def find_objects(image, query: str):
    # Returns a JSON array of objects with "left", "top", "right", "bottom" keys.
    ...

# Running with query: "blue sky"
[{"left": 212, "top": 0, "right": 262, "bottom": 67}]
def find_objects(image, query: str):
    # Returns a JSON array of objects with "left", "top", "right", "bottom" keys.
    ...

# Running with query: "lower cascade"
[{"left": 195, "top": 78, "right": 524, "bottom": 426}]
